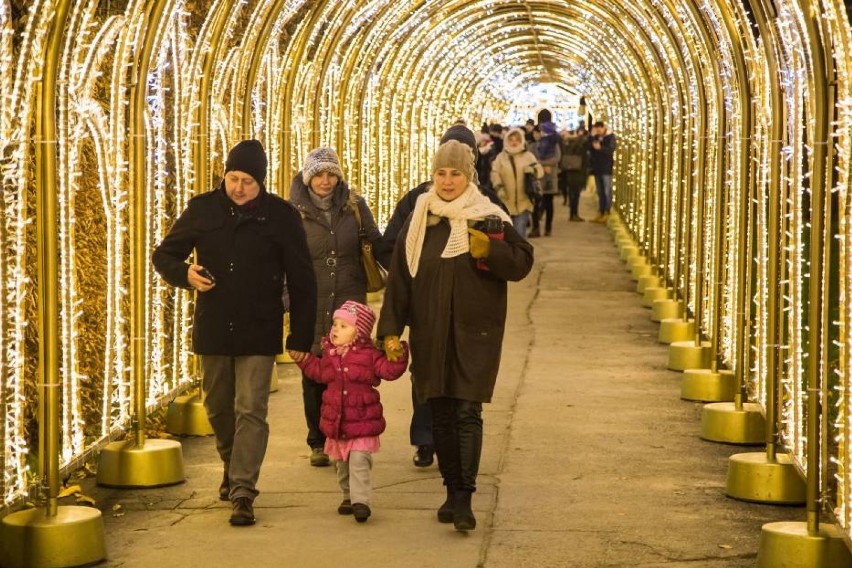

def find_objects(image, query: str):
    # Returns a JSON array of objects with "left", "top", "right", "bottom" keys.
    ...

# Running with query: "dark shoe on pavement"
[
  {"left": 229, "top": 497, "right": 255, "bottom": 526},
  {"left": 570, "top": 215, "right": 584, "bottom": 222},
  {"left": 352, "top": 503, "right": 371, "bottom": 523},
  {"left": 338, "top": 499, "right": 353, "bottom": 515},
  {"left": 453, "top": 491, "right": 476, "bottom": 531},
  {"left": 310, "top": 447, "right": 330, "bottom": 467},
  {"left": 437, "top": 487, "right": 455, "bottom": 523},
  {"left": 545, "top": 228, "right": 552, "bottom": 236},
  {"left": 219, "top": 464, "right": 230, "bottom": 501},
  {"left": 413, "top": 445, "right": 435, "bottom": 467},
  {"left": 528, "top": 228, "right": 541, "bottom": 238}
]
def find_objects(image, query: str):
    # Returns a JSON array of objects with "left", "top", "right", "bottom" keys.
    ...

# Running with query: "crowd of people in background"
[{"left": 152, "top": 107, "right": 612, "bottom": 533}]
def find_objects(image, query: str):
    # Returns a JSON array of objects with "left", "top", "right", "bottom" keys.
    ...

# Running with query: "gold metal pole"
[
  {"left": 0, "top": 1, "right": 105, "bottom": 563},
  {"left": 242, "top": 0, "right": 287, "bottom": 139},
  {"left": 97, "top": 0, "right": 184, "bottom": 488}
]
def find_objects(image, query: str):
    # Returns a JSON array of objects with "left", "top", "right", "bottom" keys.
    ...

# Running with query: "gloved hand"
[
  {"left": 383, "top": 336, "right": 404, "bottom": 362},
  {"left": 467, "top": 228, "right": 490, "bottom": 259}
]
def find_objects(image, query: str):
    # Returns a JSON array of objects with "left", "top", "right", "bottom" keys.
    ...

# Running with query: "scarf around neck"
[{"left": 405, "top": 183, "right": 511, "bottom": 277}]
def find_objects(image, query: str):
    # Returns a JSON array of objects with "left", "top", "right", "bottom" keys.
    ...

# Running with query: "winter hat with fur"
[
  {"left": 302, "top": 147, "right": 344, "bottom": 185},
  {"left": 504, "top": 127, "right": 527, "bottom": 155},
  {"left": 333, "top": 300, "right": 376, "bottom": 341},
  {"left": 431, "top": 140, "right": 475, "bottom": 182},
  {"left": 440, "top": 125, "right": 477, "bottom": 154},
  {"left": 225, "top": 139, "right": 267, "bottom": 186}
]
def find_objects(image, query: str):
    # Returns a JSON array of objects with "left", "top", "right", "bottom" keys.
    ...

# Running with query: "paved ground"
[{"left": 80, "top": 189, "right": 799, "bottom": 567}]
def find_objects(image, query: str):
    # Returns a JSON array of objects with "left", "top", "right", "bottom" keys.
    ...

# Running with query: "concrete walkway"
[{"left": 84, "top": 189, "right": 796, "bottom": 567}]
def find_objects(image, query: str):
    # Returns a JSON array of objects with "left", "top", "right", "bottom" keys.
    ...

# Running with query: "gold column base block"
[
  {"left": 757, "top": 522, "right": 852, "bottom": 568},
  {"left": 620, "top": 245, "right": 639, "bottom": 261},
  {"left": 630, "top": 262, "right": 652, "bottom": 280},
  {"left": 659, "top": 318, "right": 695, "bottom": 344},
  {"left": 616, "top": 236, "right": 634, "bottom": 250},
  {"left": 606, "top": 214, "right": 622, "bottom": 229},
  {"left": 97, "top": 438, "right": 185, "bottom": 487},
  {"left": 726, "top": 452, "right": 805, "bottom": 504},
  {"left": 165, "top": 393, "right": 213, "bottom": 436},
  {"left": 668, "top": 340, "right": 711, "bottom": 371},
  {"left": 700, "top": 402, "right": 765, "bottom": 444},
  {"left": 651, "top": 298, "right": 683, "bottom": 322},
  {"left": 0, "top": 506, "right": 105, "bottom": 568},
  {"left": 681, "top": 369, "right": 734, "bottom": 401},
  {"left": 627, "top": 254, "right": 647, "bottom": 269},
  {"left": 275, "top": 351, "right": 293, "bottom": 364},
  {"left": 636, "top": 274, "right": 660, "bottom": 294},
  {"left": 642, "top": 287, "right": 672, "bottom": 308}
]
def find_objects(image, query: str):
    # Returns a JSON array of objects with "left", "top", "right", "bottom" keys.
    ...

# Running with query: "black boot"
[
  {"left": 453, "top": 490, "right": 476, "bottom": 531},
  {"left": 437, "top": 486, "right": 455, "bottom": 523}
]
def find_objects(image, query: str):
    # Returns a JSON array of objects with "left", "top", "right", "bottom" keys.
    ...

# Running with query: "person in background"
[
  {"left": 589, "top": 121, "right": 617, "bottom": 223},
  {"left": 289, "top": 147, "right": 385, "bottom": 468},
  {"left": 377, "top": 124, "right": 507, "bottom": 469},
  {"left": 378, "top": 140, "right": 534, "bottom": 532},
  {"left": 559, "top": 128, "right": 590, "bottom": 221},
  {"left": 294, "top": 300, "right": 409, "bottom": 523},
  {"left": 523, "top": 118, "right": 536, "bottom": 143},
  {"left": 152, "top": 139, "right": 317, "bottom": 526},
  {"left": 529, "top": 109, "right": 561, "bottom": 237},
  {"left": 490, "top": 127, "right": 544, "bottom": 239}
]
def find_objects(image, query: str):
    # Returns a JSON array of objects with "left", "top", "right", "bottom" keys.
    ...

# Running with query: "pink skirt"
[{"left": 324, "top": 436, "right": 381, "bottom": 461}]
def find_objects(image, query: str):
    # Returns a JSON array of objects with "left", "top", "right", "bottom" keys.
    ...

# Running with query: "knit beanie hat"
[
  {"left": 225, "top": 139, "right": 267, "bottom": 186},
  {"left": 332, "top": 300, "right": 376, "bottom": 341},
  {"left": 440, "top": 125, "right": 477, "bottom": 154},
  {"left": 302, "top": 147, "right": 344, "bottom": 185},
  {"left": 431, "top": 140, "right": 475, "bottom": 182}
]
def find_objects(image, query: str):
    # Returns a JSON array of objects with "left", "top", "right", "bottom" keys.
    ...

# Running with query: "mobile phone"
[{"left": 197, "top": 267, "right": 215, "bottom": 283}]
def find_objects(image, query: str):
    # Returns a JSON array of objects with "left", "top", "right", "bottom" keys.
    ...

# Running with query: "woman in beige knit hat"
[{"left": 377, "top": 140, "right": 534, "bottom": 532}]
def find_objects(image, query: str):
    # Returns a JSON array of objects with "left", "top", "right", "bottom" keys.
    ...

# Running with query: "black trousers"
[
  {"left": 430, "top": 397, "right": 483, "bottom": 492},
  {"left": 301, "top": 372, "right": 327, "bottom": 449},
  {"left": 567, "top": 183, "right": 583, "bottom": 216},
  {"left": 532, "top": 194, "right": 555, "bottom": 232},
  {"left": 410, "top": 376, "right": 434, "bottom": 446}
]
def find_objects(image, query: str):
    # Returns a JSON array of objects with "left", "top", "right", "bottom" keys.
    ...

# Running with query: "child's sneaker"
[{"left": 352, "top": 503, "right": 371, "bottom": 523}]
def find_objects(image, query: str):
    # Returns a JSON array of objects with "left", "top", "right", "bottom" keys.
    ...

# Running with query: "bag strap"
[{"left": 349, "top": 196, "right": 366, "bottom": 237}]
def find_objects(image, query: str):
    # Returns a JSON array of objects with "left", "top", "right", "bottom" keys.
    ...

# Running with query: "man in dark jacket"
[
  {"left": 589, "top": 121, "right": 617, "bottom": 223},
  {"left": 152, "top": 140, "right": 316, "bottom": 527},
  {"left": 376, "top": 124, "right": 507, "bottom": 469}
]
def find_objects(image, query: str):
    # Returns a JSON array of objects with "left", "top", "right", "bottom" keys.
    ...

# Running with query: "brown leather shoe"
[{"left": 229, "top": 497, "right": 255, "bottom": 526}]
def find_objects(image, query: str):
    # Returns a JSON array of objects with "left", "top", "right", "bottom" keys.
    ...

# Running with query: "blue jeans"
[
  {"left": 511, "top": 211, "right": 530, "bottom": 239},
  {"left": 595, "top": 174, "right": 613, "bottom": 213}
]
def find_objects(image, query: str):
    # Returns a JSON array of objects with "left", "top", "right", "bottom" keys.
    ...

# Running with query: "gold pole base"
[
  {"left": 757, "top": 522, "right": 852, "bottom": 567},
  {"left": 651, "top": 298, "right": 683, "bottom": 322},
  {"left": 681, "top": 369, "right": 735, "bottom": 402},
  {"left": 97, "top": 438, "right": 185, "bottom": 487},
  {"left": 627, "top": 254, "right": 647, "bottom": 270},
  {"left": 165, "top": 393, "right": 213, "bottom": 436},
  {"left": 620, "top": 245, "right": 639, "bottom": 261},
  {"left": 659, "top": 318, "right": 695, "bottom": 344},
  {"left": 636, "top": 274, "right": 660, "bottom": 294},
  {"left": 642, "top": 287, "right": 672, "bottom": 308},
  {"left": 668, "top": 340, "right": 711, "bottom": 371},
  {"left": 616, "top": 236, "right": 634, "bottom": 251},
  {"left": 726, "top": 452, "right": 805, "bottom": 504},
  {"left": 270, "top": 363, "right": 280, "bottom": 393},
  {"left": 275, "top": 351, "right": 293, "bottom": 364},
  {"left": 606, "top": 214, "right": 622, "bottom": 229},
  {"left": 700, "top": 402, "right": 765, "bottom": 444},
  {"left": 630, "top": 262, "right": 652, "bottom": 280},
  {"left": 0, "top": 506, "right": 105, "bottom": 568}
]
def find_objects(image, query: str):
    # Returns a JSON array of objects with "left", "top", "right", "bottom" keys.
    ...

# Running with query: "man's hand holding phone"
[{"left": 188, "top": 265, "right": 216, "bottom": 292}]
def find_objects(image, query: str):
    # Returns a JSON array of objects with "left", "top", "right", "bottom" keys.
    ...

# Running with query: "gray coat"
[
  {"left": 289, "top": 176, "right": 383, "bottom": 354},
  {"left": 377, "top": 216, "right": 534, "bottom": 403}
]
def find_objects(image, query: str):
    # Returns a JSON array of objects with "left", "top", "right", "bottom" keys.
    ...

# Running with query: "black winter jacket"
[{"left": 152, "top": 185, "right": 317, "bottom": 355}]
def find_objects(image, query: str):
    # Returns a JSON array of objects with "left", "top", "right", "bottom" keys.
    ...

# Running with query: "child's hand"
[
  {"left": 288, "top": 350, "right": 309, "bottom": 363},
  {"left": 382, "top": 336, "right": 403, "bottom": 362}
]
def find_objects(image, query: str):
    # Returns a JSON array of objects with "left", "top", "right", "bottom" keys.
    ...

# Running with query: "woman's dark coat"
[
  {"left": 288, "top": 175, "right": 384, "bottom": 354},
  {"left": 377, "top": 215, "right": 534, "bottom": 403},
  {"left": 151, "top": 185, "right": 317, "bottom": 355}
]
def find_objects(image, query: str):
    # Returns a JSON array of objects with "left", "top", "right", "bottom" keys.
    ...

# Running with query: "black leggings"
[{"left": 532, "top": 194, "right": 555, "bottom": 232}]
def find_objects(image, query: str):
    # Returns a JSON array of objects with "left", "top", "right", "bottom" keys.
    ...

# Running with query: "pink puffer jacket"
[{"left": 297, "top": 337, "right": 409, "bottom": 440}]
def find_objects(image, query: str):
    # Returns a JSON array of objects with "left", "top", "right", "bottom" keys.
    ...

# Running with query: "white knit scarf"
[{"left": 405, "top": 183, "right": 512, "bottom": 277}]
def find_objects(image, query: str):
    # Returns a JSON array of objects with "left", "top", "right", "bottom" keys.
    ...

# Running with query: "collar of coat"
[
  {"left": 289, "top": 173, "right": 354, "bottom": 219},
  {"left": 216, "top": 182, "right": 270, "bottom": 222}
]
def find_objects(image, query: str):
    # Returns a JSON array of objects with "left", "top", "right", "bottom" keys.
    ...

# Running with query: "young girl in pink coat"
[{"left": 295, "top": 300, "right": 409, "bottom": 522}]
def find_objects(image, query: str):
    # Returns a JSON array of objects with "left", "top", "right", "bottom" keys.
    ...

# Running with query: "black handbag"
[{"left": 524, "top": 172, "right": 542, "bottom": 203}]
